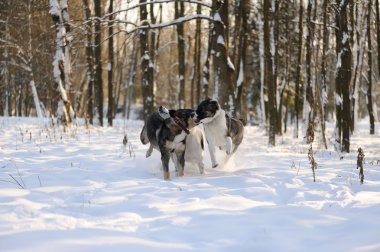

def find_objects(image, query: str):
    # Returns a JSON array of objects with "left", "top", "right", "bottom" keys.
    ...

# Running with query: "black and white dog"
[
  {"left": 140, "top": 107, "right": 202, "bottom": 180},
  {"left": 192, "top": 98, "right": 245, "bottom": 168}
]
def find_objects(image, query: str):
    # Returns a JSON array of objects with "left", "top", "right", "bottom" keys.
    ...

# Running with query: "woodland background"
[{"left": 0, "top": 0, "right": 379, "bottom": 152}]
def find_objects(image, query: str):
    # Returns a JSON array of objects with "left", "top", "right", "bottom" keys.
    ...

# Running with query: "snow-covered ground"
[{"left": 1, "top": 117, "right": 380, "bottom": 252}]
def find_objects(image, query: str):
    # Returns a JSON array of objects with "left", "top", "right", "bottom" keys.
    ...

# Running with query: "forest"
[{"left": 0, "top": 0, "right": 379, "bottom": 152}]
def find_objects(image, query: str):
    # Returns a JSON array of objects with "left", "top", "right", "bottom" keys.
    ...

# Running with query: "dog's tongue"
[{"left": 158, "top": 106, "right": 171, "bottom": 120}]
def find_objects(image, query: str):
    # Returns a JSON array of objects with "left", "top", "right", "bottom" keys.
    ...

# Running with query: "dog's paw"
[
  {"left": 163, "top": 171, "right": 170, "bottom": 180},
  {"left": 226, "top": 137, "right": 233, "bottom": 154},
  {"left": 146, "top": 149, "right": 153, "bottom": 158},
  {"left": 199, "top": 163, "right": 205, "bottom": 174}
]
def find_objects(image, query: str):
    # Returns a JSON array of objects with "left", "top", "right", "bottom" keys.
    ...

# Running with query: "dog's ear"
[
  {"left": 209, "top": 100, "right": 219, "bottom": 110},
  {"left": 169, "top": 109, "right": 176, "bottom": 118}
]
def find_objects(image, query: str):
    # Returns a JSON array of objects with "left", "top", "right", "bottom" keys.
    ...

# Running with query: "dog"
[
  {"left": 144, "top": 123, "right": 205, "bottom": 176},
  {"left": 140, "top": 107, "right": 198, "bottom": 180},
  {"left": 192, "top": 98, "right": 245, "bottom": 168}
]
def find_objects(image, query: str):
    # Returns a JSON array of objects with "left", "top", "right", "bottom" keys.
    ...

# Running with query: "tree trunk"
[
  {"left": 335, "top": 0, "right": 352, "bottom": 153},
  {"left": 107, "top": 0, "right": 115, "bottom": 126},
  {"left": 305, "top": 0, "right": 315, "bottom": 144},
  {"left": 94, "top": 0, "right": 103, "bottom": 126},
  {"left": 294, "top": 0, "right": 303, "bottom": 138},
  {"left": 83, "top": 0, "right": 94, "bottom": 124},
  {"left": 175, "top": 0, "right": 186, "bottom": 108},
  {"left": 273, "top": 0, "right": 280, "bottom": 134},
  {"left": 202, "top": 20, "right": 213, "bottom": 99},
  {"left": 30, "top": 77, "right": 43, "bottom": 118},
  {"left": 211, "top": 0, "right": 235, "bottom": 113},
  {"left": 107, "top": 0, "right": 114, "bottom": 126},
  {"left": 140, "top": 0, "right": 154, "bottom": 120},
  {"left": 234, "top": 0, "right": 250, "bottom": 119},
  {"left": 258, "top": 12, "right": 266, "bottom": 127},
  {"left": 376, "top": 0, "right": 380, "bottom": 76},
  {"left": 4, "top": 18, "right": 10, "bottom": 116},
  {"left": 49, "top": 0, "right": 75, "bottom": 124},
  {"left": 277, "top": 0, "right": 290, "bottom": 135},
  {"left": 367, "top": 0, "right": 375, "bottom": 134},
  {"left": 191, "top": 3, "right": 202, "bottom": 107},
  {"left": 264, "top": 0, "right": 276, "bottom": 146},
  {"left": 321, "top": 0, "right": 329, "bottom": 143},
  {"left": 148, "top": 0, "right": 159, "bottom": 110},
  {"left": 61, "top": 2, "right": 73, "bottom": 109},
  {"left": 17, "top": 80, "right": 22, "bottom": 117},
  {"left": 352, "top": 4, "right": 368, "bottom": 133}
]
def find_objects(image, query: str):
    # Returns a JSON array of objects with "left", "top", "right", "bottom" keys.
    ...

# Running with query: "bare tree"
[
  {"left": 211, "top": 0, "right": 235, "bottom": 113},
  {"left": 233, "top": 0, "right": 250, "bottom": 119},
  {"left": 140, "top": 0, "right": 154, "bottom": 120},
  {"left": 107, "top": 0, "right": 114, "bottom": 126},
  {"left": 294, "top": 0, "right": 303, "bottom": 138},
  {"left": 367, "top": 0, "right": 375, "bottom": 134},
  {"left": 191, "top": 3, "right": 202, "bottom": 108},
  {"left": 305, "top": 0, "right": 316, "bottom": 144},
  {"left": 49, "top": 0, "right": 76, "bottom": 124},
  {"left": 376, "top": 0, "right": 380, "bottom": 76},
  {"left": 335, "top": 0, "right": 352, "bottom": 153},
  {"left": 264, "top": 0, "right": 276, "bottom": 146},
  {"left": 94, "top": 0, "right": 103, "bottom": 126},
  {"left": 175, "top": 0, "right": 186, "bottom": 108},
  {"left": 82, "top": 0, "right": 94, "bottom": 125},
  {"left": 320, "top": 0, "right": 329, "bottom": 147}
]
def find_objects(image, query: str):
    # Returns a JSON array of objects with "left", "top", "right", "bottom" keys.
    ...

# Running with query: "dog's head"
[
  {"left": 192, "top": 98, "right": 220, "bottom": 124},
  {"left": 172, "top": 109, "right": 197, "bottom": 129},
  {"left": 159, "top": 106, "right": 196, "bottom": 133}
]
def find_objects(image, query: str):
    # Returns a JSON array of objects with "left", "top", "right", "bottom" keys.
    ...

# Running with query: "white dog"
[{"left": 192, "top": 98, "right": 245, "bottom": 168}]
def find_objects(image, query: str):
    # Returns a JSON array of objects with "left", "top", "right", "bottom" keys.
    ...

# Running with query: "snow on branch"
[
  {"left": 49, "top": 0, "right": 60, "bottom": 16},
  {"left": 110, "top": 14, "right": 213, "bottom": 39},
  {"left": 101, "top": 0, "right": 212, "bottom": 21},
  {"left": 140, "top": 14, "right": 212, "bottom": 29}
]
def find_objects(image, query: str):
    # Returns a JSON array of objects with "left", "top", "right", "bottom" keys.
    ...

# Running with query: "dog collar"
[{"left": 173, "top": 116, "right": 190, "bottom": 134}]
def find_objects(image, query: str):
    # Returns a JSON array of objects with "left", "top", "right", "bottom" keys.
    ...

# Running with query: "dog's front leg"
[
  {"left": 146, "top": 144, "right": 153, "bottom": 158},
  {"left": 159, "top": 140, "right": 170, "bottom": 180},
  {"left": 198, "top": 161, "right": 205, "bottom": 174},
  {"left": 226, "top": 136, "right": 233, "bottom": 154},
  {"left": 208, "top": 142, "right": 218, "bottom": 168},
  {"left": 161, "top": 152, "right": 170, "bottom": 180},
  {"left": 174, "top": 149, "right": 185, "bottom": 176}
]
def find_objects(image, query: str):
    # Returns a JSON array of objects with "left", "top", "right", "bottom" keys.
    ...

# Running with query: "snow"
[
  {"left": 336, "top": 51, "right": 342, "bottom": 70},
  {"left": 217, "top": 35, "right": 225, "bottom": 46},
  {"left": 1, "top": 117, "right": 380, "bottom": 252},
  {"left": 237, "top": 58, "right": 244, "bottom": 88},
  {"left": 214, "top": 13, "right": 221, "bottom": 22},
  {"left": 49, "top": 0, "right": 60, "bottom": 16},
  {"left": 227, "top": 57, "right": 235, "bottom": 71},
  {"left": 335, "top": 93, "right": 343, "bottom": 106},
  {"left": 342, "top": 32, "right": 348, "bottom": 44}
]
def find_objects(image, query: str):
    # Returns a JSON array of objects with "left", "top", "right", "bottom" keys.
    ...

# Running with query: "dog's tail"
[{"left": 140, "top": 124, "right": 149, "bottom": 145}]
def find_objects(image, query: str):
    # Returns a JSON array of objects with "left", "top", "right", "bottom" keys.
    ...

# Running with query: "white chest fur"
[
  {"left": 165, "top": 131, "right": 187, "bottom": 151},
  {"left": 184, "top": 126, "right": 204, "bottom": 162},
  {"left": 202, "top": 109, "right": 228, "bottom": 149}
]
